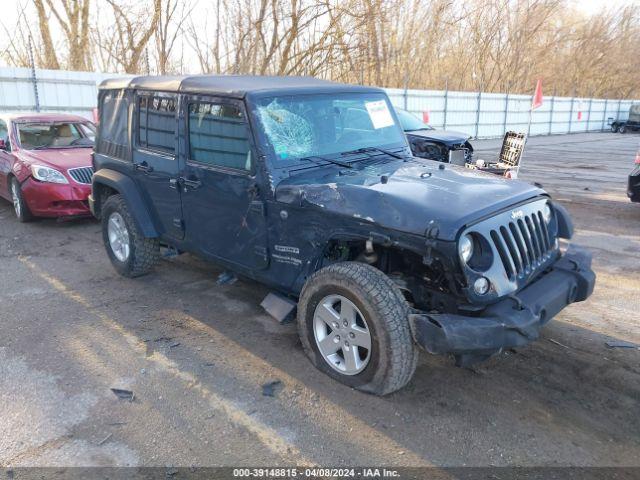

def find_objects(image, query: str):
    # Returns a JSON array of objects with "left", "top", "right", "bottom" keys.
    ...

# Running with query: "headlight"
[
  {"left": 31, "top": 165, "right": 68, "bottom": 184},
  {"left": 542, "top": 203, "right": 552, "bottom": 223},
  {"left": 459, "top": 234, "right": 474, "bottom": 264}
]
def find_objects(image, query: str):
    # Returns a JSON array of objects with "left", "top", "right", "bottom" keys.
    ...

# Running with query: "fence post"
[
  {"left": 616, "top": 99, "right": 622, "bottom": 121},
  {"left": 28, "top": 35, "right": 40, "bottom": 113},
  {"left": 502, "top": 90, "right": 509, "bottom": 135},
  {"left": 601, "top": 98, "right": 608, "bottom": 131},
  {"left": 403, "top": 73, "right": 409, "bottom": 111},
  {"left": 568, "top": 94, "right": 575, "bottom": 134},
  {"left": 442, "top": 78, "right": 448, "bottom": 130},
  {"left": 586, "top": 96, "right": 593, "bottom": 133},
  {"left": 527, "top": 93, "right": 535, "bottom": 137},
  {"left": 474, "top": 88, "right": 482, "bottom": 139},
  {"left": 548, "top": 91, "right": 555, "bottom": 135}
]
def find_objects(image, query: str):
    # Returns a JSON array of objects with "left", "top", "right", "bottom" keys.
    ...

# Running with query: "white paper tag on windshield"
[{"left": 365, "top": 100, "right": 394, "bottom": 129}]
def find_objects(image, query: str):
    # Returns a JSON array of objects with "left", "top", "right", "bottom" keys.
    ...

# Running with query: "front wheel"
[
  {"left": 297, "top": 262, "right": 418, "bottom": 395},
  {"left": 101, "top": 194, "right": 159, "bottom": 277},
  {"left": 619, "top": 124, "right": 627, "bottom": 134},
  {"left": 611, "top": 124, "right": 619, "bottom": 133},
  {"left": 10, "top": 177, "right": 33, "bottom": 222}
]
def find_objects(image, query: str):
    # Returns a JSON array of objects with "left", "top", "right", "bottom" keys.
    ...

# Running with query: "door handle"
[
  {"left": 179, "top": 176, "right": 202, "bottom": 190},
  {"left": 135, "top": 161, "right": 153, "bottom": 173}
]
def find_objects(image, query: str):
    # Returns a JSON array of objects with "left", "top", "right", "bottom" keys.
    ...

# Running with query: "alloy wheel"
[
  {"left": 313, "top": 294, "right": 372, "bottom": 375},
  {"left": 11, "top": 181, "right": 21, "bottom": 219},
  {"left": 107, "top": 212, "right": 131, "bottom": 262}
]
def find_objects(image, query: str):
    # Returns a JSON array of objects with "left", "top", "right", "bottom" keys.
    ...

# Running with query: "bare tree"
[
  {"left": 33, "top": 0, "right": 60, "bottom": 68},
  {"left": 95, "top": 0, "right": 162, "bottom": 74},
  {"left": 40, "top": 0, "right": 93, "bottom": 70}
]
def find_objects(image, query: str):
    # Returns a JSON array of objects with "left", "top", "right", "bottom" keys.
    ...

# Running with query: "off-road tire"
[
  {"left": 10, "top": 177, "right": 33, "bottom": 223},
  {"left": 619, "top": 124, "right": 627, "bottom": 134},
  {"left": 297, "top": 262, "right": 418, "bottom": 395},
  {"left": 102, "top": 194, "right": 159, "bottom": 278},
  {"left": 611, "top": 124, "right": 619, "bottom": 133}
]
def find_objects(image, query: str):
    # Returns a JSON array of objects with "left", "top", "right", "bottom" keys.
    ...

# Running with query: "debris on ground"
[
  {"left": 97, "top": 433, "right": 112, "bottom": 446},
  {"left": 261, "top": 380, "right": 283, "bottom": 397},
  {"left": 169, "top": 342, "right": 181, "bottom": 348},
  {"left": 217, "top": 271, "right": 238, "bottom": 285},
  {"left": 605, "top": 340, "right": 639, "bottom": 349},
  {"left": 153, "top": 336, "right": 173, "bottom": 343},
  {"left": 110, "top": 388, "right": 135, "bottom": 401},
  {"left": 260, "top": 292, "right": 297, "bottom": 324},
  {"left": 548, "top": 338, "right": 570, "bottom": 349}
]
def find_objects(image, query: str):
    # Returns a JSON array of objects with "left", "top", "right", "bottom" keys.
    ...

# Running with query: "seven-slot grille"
[
  {"left": 489, "top": 208, "right": 553, "bottom": 280},
  {"left": 68, "top": 166, "right": 94, "bottom": 185}
]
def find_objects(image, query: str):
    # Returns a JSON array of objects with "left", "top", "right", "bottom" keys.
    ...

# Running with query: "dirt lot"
[{"left": 0, "top": 132, "right": 639, "bottom": 469}]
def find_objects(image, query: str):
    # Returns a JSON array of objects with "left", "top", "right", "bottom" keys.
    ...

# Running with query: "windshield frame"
[
  {"left": 246, "top": 90, "right": 409, "bottom": 170},
  {"left": 14, "top": 120, "right": 97, "bottom": 150}
]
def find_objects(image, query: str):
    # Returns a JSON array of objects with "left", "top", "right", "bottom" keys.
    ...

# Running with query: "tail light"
[{"left": 635, "top": 149, "right": 640, "bottom": 165}]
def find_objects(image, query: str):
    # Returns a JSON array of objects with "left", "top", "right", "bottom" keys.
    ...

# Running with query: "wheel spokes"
[
  {"left": 340, "top": 300, "right": 358, "bottom": 327},
  {"left": 317, "top": 331, "right": 341, "bottom": 356},
  {"left": 349, "top": 325, "right": 371, "bottom": 350},
  {"left": 316, "top": 301, "right": 340, "bottom": 327},
  {"left": 342, "top": 345, "right": 360, "bottom": 372},
  {"left": 312, "top": 294, "right": 372, "bottom": 376}
]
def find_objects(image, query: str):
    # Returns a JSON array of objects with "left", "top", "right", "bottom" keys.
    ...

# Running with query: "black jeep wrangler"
[{"left": 90, "top": 75, "right": 595, "bottom": 395}]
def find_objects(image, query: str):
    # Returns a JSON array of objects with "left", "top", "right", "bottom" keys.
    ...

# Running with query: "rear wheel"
[
  {"left": 101, "top": 194, "right": 159, "bottom": 277},
  {"left": 10, "top": 177, "right": 33, "bottom": 222},
  {"left": 297, "top": 262, "right": 418, "bottom": 395}
]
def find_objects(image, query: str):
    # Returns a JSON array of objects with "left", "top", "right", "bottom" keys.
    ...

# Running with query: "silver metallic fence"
[{"left": 0, "top": 66, "right": 637, "bottom": 139}]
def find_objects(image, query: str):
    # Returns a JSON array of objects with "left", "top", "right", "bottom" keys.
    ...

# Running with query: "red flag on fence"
[
  {"left": 531, "top": 79, "right": 543, "bottom": 110},
  {"left": 422, "top": 110, "right": 430, "bottom": 124},
  {"left": 577, "top": 100, "right": 584, "bottom": 120}
]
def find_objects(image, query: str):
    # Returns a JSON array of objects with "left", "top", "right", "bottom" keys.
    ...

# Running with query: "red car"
[{"left": 0, "top": 113, "right": 96, "bottom": 221}]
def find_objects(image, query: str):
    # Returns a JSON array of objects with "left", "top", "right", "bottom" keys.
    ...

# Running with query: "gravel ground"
[{"left": 0, "top": 132, "right": 639, "bottom": 469}]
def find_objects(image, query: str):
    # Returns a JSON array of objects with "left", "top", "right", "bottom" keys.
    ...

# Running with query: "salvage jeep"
[{"left": 90, "top": 75, "right": 595, "bottom": 395}]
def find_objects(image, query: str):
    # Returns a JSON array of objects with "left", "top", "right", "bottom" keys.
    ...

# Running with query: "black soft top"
[{"left": 98, "top": 75, "right": 383, "bottom": 99}]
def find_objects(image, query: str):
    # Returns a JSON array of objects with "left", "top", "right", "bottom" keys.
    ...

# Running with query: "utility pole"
[{"left": 28, "top": 35, "right": 40, "bottom": 112}]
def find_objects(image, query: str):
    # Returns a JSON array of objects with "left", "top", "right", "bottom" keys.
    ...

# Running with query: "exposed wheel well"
[
  {"left": 320, "top": 238, "right": 457, "bottom": 311},
  {"left": 92, "top": 182, "right": 119, "bottom": 219}
]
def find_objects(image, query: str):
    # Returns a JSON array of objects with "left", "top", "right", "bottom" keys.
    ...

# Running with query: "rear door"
[
  {"left": 180, "top": 95, "right": 268, "bottom": 269},
  {"left": 132, "top": 91, "right": 184, "bottom": 240}
]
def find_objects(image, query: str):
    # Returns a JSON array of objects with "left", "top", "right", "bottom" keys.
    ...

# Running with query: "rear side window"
[
  {"left": 137, "top": 94, "right": 177, "bottom": 154},
  {"left": 188, "top": 101, "right": 251, "bottom": 171},
  {"left": 98, "top": 89, "right": 129, "bottom": 159}
]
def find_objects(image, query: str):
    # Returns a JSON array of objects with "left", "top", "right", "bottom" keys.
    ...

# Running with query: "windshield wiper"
[
  {"left": 299, "top": 155, "right": 353, "bottom": 169},
  {"left": 341, "top": 146, "right": 407, "bottom": 160}
]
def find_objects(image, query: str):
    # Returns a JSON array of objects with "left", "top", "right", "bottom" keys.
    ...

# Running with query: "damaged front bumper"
[{"left": 409, "top": 246, "right": 595, "bottom": 365}]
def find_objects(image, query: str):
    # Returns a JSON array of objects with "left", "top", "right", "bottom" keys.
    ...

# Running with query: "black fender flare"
[
  {"left": 92, "top": 169, "right": 160, "bottom": 238},
  {"left": 551, "top": 201, "right": 573, "bottom": 240}
]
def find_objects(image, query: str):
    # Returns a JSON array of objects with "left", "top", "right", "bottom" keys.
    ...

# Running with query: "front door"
[
  {"left": 132, "top": 92, "right": 184, "bottom": 240},
  {"left": 180, "top": 96, "right": 268, "bottom": 270}
]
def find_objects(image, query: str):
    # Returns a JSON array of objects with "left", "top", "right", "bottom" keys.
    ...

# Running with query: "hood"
[
  {"left": 276, "top": 159, "right": 545, "bottom": 241},
  {"left": 18, "top": 147, "right": 93, "bottom": 170},
  {"left": 406, "top": 129, "right": 470, "bottom": 146}
]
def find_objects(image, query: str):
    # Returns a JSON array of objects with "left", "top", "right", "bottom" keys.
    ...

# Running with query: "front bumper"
[
  {"left": 628, "top": 166, "right": 640, "bottom": 203},
  {"left": 409, "top": 246, "right": 595, "bottom": 365},
  {"left": 21, "top": 177, "right": 92, "bottom": 218}
]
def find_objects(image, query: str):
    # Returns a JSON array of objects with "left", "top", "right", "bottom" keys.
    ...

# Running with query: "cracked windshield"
[{"left": 255, "top": 93, "right": 406, "bottom": 163}]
